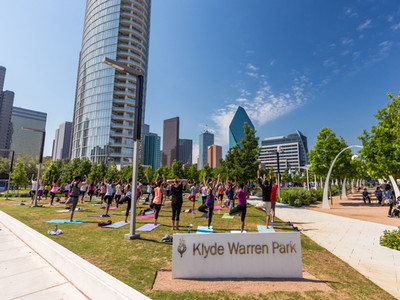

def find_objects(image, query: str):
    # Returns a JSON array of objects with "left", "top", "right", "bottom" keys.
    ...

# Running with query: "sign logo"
[{"left": 177, "top": 237, "right": 187, "bottom": 258}]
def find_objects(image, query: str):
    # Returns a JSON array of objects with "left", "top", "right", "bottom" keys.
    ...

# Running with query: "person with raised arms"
[
  {"left": 224, "top": 177, "right": 237, "bottom": 209},
  {"left": 152, "top": 174, "right": 166, "bottom": 226},
  {"left": 49, "top": 175, "right": 61, "bottom": 206},
  {"left": 198, "top": 173, "right": 221, "bottom": 229},
  {"left": 255, "top": 169, "right": 274, "bottom": 229},
  {"left": 103, "top": 176, "right": 121, "bottom": 217},
  {"left": 168, "top": 177, "right": 188, "bottom": 231},
  {"left": 69, "top": 175, "right": 87, "bottom": 222},
  {"left": 229, "top": 181, "right": 249, "bottom": 233}
]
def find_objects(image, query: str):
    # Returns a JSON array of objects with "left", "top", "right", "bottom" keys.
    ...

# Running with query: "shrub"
[
  {"left": 294, "top": 199, "right": 302, "bottom": 207},
  {"left": 380, "top": 227, "right": 400, "bottom": 251}
]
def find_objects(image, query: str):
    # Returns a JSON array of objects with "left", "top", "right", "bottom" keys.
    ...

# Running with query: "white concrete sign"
[{"left": 172, "top": 232, "right": 302, "bottom": 279}]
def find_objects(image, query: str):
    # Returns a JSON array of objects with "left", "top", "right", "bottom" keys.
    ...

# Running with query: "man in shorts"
[
  {"left": 255, "top": 169, "right": 273, "bottom": 229},
  {"left": 188, "top": 182, "right": 198, "bottom": 213}
]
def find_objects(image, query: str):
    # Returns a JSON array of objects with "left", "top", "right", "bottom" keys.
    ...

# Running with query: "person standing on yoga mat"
[
  {"left": 69, "top": 175, "right": 87, "bottom": 222},
  {"left": 198, "top": 173, "right": 220, "bottom": 229},
  {"left": 119, "top": 178, "right": 132, "bottom": 223},
  {"left": 169, "top": 177, "right": 188, "bottom": 231},
  {"left": 103, "top": 176, "right": 120, "bottom": 217},
  {"left": 229, "top": 182, "right": 249, "bottom": 233},
  {"left": 225, "top": 177, "right": 237, "bottom": 209},
  {"left": 50, "top": 176, "right": 61, "bottom": 206},
  {"left": 255, "top": 169, "right": 274, "bottom": 229},
  {"left": 152, "top": 174, "right": 165, "bottom": 226}
]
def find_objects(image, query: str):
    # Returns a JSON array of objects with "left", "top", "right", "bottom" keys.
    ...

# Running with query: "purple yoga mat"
[
  {"left": 137, "top": 214, "right": 155, "bottom": 219},
  {"left": 214, "top": 205, "right": 222, "bottom": 209},
  {"left": 88, "top": 213, "right": 116, "bottom": 217},
  {"left": 136, "top": 223, "right": 161, "bottom": 232}
]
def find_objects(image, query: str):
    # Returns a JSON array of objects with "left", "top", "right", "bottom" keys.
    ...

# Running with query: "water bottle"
[
  {"left": 188, "top": 226, "right": 191, "bottom": 234},
  {"left": 55, "top": 225, "right": 58, "bottom": 231}
]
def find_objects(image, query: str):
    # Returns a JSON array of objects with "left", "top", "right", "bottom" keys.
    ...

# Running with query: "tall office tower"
[
  {"left": 198, "top": 130, "right": 214, "bottom": 170},
  {"left": 207, "top": 144, "right": 222, "bottom": 169},
  {"left": 10, "top": 107, "right": 47, "bottom": 158},
  {"left": 229, "top": 106, "right": 255, "bottom": 149},
  {"left": 142, "top": 133, "right": 160, "bottom": 170},
  {"left": 162, "top": 117, "right": 179, "bottom": 167},
  {"left": 52, "top": 121, "right": 73, "bottom": 161},
  {"left": 71, "top": 0, "right": 151, "bottom": 165},
  {"left": 259, "top": 130, "right": 309, "bottom": 173},
  {"left": 178, "top": 139, "right": 192, "bottom": 165},
  {"left": 0, "top": 66, "right": 15, "bottom": 157}
]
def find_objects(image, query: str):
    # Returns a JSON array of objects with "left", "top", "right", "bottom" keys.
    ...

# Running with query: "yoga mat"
[
  {"left": 102, "top": 221, "right": 129, "bottom": 228},
  {"left": 165, "top": 201, "right": 172, "bottom": 204},
  {"left": 137, "top": 214, "right": 155, "bottom": 219},
  {"left": 136, "top": 223, "right": 161, "bottom": 232},
  {"left": 88, "top": 213, "right": 116, "bottom": 217},
  {"left": 196, "top": 226, "right": 213, "bottom": 234},
  {"left": 214, "top": 205, "right": 222, "bottom": 209},
  {"left": 230, "top": 230, "right": 247, "bottom": 233},
  {"left": 144, "top": 210, "right": 154, "bottom": 215},
  {"left": 257, "top": 225, "right": 275, "bottom": 233},
  {"left": 56, "top": 210, "right": 70, "bottom": 213},
  {"left": 222, "top": 213, "right": 234, "bottom": 219},
  {"left": 45, "top": 219, "right": 88, "bottom": 224},
  {"left": 164, "top": 205, "right": 172, "bottom": 209},
  {"left": 200, "top": 213, "right": 208, "bottom": 218},
  {"left": 109, "top": 207, "right": 119, "bottom": 210}
]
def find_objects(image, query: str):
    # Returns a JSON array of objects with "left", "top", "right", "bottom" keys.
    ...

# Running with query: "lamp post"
[
  {"left": 22, "top": 127, "right": 45, "bottom": 207},
  {"left": 298, "top": 165, "right": 311, "bottom": 191},
  {"left": 103, "top": 57, "right": 143, "bottom": 240},
  {"left": 0, "top": 149, "right": 15, "bottom": 199},
  {"left": 267, "top": 146, "right": 284, "bottom": 199}
]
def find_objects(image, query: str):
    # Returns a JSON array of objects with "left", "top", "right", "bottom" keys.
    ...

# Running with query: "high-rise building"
[
  {"left": 10, "top": 107, "right": 47, "bottom": 158},
  {"left": 179, "top": 139, "right": 192, "bottom": 165},
  {"left": 142, "top": 133, "right": 160, "bottom": 171},
  {"left": 207, "top": 144, "right": 222, "bottom": 169},
  {"left": 71, "top": 0, "right": 151, "bottom": 165},
  {"left": 0, "top": 66, "right": 15, "bottom": 156},
  {"left": 199, "top": 130, "right": 214, "bottom": 170},
  {"left": 259, "top": 130, "right": 309, "bottom": 173},
  {"left": 229, "top": 106, "right": 255, "bottom": 149},
  {"left": 162, "top": 117, "right": 179, "bottom": 167},
  {"left": 52, "top": 121, "right": 73, "bottom": 161}
]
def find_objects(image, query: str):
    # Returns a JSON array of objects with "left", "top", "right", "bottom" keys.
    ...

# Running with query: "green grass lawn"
[{"left": 0, "top": 195, "right": 394, "bottom": 299}]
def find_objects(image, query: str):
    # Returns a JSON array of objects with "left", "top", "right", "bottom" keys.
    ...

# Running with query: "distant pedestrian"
[
  {"left": 375, "top": 187, "right": 383, "bottom": 205},
  {"left": 362, "top": 188, "right": 371, "bottom": 204}
]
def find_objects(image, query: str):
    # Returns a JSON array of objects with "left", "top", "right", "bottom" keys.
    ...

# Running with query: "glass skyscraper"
[
  {"left": 229, "top": 106, "right": 255, "bottom": 149},
  {"left": 71, "top": 0, "right": 151, "bottom": 165},
  {"left": 142, "top": 133, "right": 160, "bottom": 171},
  {"left": 199, "top": 130, "right": 214, "bottom": 170}
]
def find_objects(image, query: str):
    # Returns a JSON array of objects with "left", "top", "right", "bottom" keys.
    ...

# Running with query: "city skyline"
[{"left": 1, "top": 1, "right": 400, "bottom": 162}]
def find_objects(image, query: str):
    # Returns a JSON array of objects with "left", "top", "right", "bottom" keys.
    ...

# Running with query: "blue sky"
[{"left": 1, "top": 0, "right": 399, "bottom": 161}]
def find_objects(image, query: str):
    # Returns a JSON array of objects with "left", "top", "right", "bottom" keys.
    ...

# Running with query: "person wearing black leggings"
[
  {"left": 169, "top": 178, "right": 188, "bottom": 231},
  {"left": 69, "top": 175, "right": 87, "bottom": 222},
  {"left": 198, "top": 173, "right": 220, "bottom": 229}
]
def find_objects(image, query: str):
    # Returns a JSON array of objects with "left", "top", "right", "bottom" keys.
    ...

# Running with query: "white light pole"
[
  {"left": 298, "top": 165, "right": 311, "bottom": 191},
  {"left": 267, "top": 146, "right": 284, "bottom": 199},
  {"left": 22, "top": 127, "right": 45, "bottom": 207},
  {"left": 322, "top": 145, "right": 362, "bottom": 209},
  {"left": 103, "top": 57, "right": 143, "bottom": 240}
]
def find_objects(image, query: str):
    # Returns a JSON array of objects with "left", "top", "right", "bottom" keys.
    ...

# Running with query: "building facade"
[
  {"left": 229, "top": 106, "right": 255, "bottom": 149},
  {"left": 199, "top": 130, "right": 214, "bottom": 170},
  {"left": 71, "top": 0, "right": 151, "bottom": 165},
  {"left": 0, "top": 66, "right": 15, "bottom": 156},
  {"left": 52, "top": 121, "right": 73, "bottom": 160},
  {"left": 259, "top": 130, "right": 309, "bottom": 173},
  {"left": 207, "top": 144, "right": 222, "bottom": 169},
  {"left": 162, "top": 117, "right": 179, "bottom": 167},
  {"left": 10, "top": 107, "right": 47, "bottom": 158},
  {"left": 142, "top": 133, "right": 160, "bottom": 171},
  {"left": 178, "top": 139, "right": 192, "bottom": 165}
]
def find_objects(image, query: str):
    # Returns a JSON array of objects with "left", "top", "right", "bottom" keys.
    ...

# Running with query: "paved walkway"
[
  {"left": 249, "top": 199, "right": 400, "bottom": 299},
  {"left": 0, "top": 222, "right": 88, "bottom": 300}
]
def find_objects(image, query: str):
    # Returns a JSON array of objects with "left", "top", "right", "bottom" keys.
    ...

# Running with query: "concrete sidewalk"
[{"left": 249, "top": 199, "right": 400, "bottom": 299}]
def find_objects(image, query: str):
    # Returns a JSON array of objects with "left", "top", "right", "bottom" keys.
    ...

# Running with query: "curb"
[{"left": 0, "top": 210, "right": 149, "bottom": 300}]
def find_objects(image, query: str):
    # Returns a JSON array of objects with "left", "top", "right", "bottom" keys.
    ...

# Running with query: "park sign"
[{"left": 172, "top": 232, "right": 302, "bottom": 279}]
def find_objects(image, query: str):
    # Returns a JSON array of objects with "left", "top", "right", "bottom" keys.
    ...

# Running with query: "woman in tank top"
[{"left": 229, "top": 182, "right": 249, "bottom": 233}]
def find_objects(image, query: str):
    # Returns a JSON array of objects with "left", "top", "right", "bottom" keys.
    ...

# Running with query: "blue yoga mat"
[
  {"left": 45, "top": 219, "right": 88, "bottom": 224},
  {"left": 102, "top": 221, "right": 130, "bottom": 228},
  {"left": 196, "top": 226, "right": 213, "bottom": 234},
  {"left": 257, "top": 225, "right": 275, "bottom": 233}
]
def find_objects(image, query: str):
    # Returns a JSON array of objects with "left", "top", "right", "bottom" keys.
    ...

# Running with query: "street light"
[
  {"left": 103, "top": 57, "right": 143, "bottom": 240},
  {"left": 22, "top": 127, "right": 45, "bottom": 207},
  {"left": 0, "top": 149, "right": 15, "bottom": 199},
  {"left": 298, "top": 165, "right": 312, "bottom": 191},
  {"left": 267, "top": 146, "right": 284, "bottom": 200}
]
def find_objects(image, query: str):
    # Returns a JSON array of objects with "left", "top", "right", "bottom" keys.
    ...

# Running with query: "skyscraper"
[
  {"left": 178, "top": 139, "right": 192, "bottom": 165},
  {"left": 52, "top": 122, "right": 73, "bottom": 161},
  {"left": 142, "top": 133, "right": 160, "bottom": 171},
  {"left": 259, "top": 130, "right": 309, "bottom": 173},
  {"left": 0, "top": 66, "right": 15, "bottom": 156},
  {"left": 162, "top": 117, "right": 179, "bottom": 167},
  {"left": 229, "top": 106, "right": 255, "bottom": 149},
  {"left": 71, "top": 0, "right": 151, "bottom": 165},
  {"left": 10, "top": 107, "right": 47, "bottom": 158},
  {"left": 207, "top": 144, "right": 222, "bottom": 169},
  {"left": 199, "top": 130, "right": 214, "bottom": 170}
]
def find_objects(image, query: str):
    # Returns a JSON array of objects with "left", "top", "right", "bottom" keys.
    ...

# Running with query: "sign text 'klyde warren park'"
[{"left": 172, "top": 232, "right": 302, "bottom": 279}]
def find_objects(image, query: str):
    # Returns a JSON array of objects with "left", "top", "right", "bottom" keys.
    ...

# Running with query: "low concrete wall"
[{"left": 0, "top": 210, "right": 149, "bottom": 300}]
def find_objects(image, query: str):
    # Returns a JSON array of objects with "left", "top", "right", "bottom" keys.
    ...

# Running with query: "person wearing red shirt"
[{"left": 270, "top": 176, "right": 278, "bottom": 223}]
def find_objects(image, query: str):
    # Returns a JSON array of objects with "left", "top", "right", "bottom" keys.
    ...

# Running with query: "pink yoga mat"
[
  {"left": 165, "top": 201, "right": 172, "bottom": 204},
  {"left": 214, "top": 205, "right": 222, "bottom": 209},
  {"left": 137, "top": 214, "right": 155, "bottom": 219},
  {"left": 109, "top": 207, "right": 118, "bottom": 210}
]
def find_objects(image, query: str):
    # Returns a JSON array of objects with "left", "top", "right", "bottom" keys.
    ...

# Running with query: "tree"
[
  {"left": 0, "top": 157, "right": 10, "bottom": 179},
  {"left": 198, "top": 163, "right": 212, "bottom": 182},
  {"left": 187, "top": 165, "right": 199, "bottom": 182},
  {"left": 144, "top": 165, "right": 154, "bottom": 183},
  {"left": 11, "top": 158, "right": 29, "bottom": 189},
  {"left": 42, "top": 161, "right": 60, "bottom": 184},
  {"left": 359, "top": 92, "right": 400, "bottom": 178},
  {"left": 162, "top": 166, "right": 170, "bottom": 179},
  {"left": 23, "top": 156, "right": 38, "bottom": 179},
  {"left": 170, "top": 160, "right": 184, "bottom": 179},
  {"left": 281, "top": 167, "right": 291, "bottom": 184},
  {"left": 106, "top": 162, "right": 120, "bottom": 181},
  {"left": 78, "top": 159, "right": 92, "bottom": 177},
  {"left": 292, "top": 168, "right": 302, "bottom": 184},
  {"left": 88, "top": 162, "right": 101, "bottom": 183},
  {"left": 222, "top": 123, "right": 260, "bottom": 182}
]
